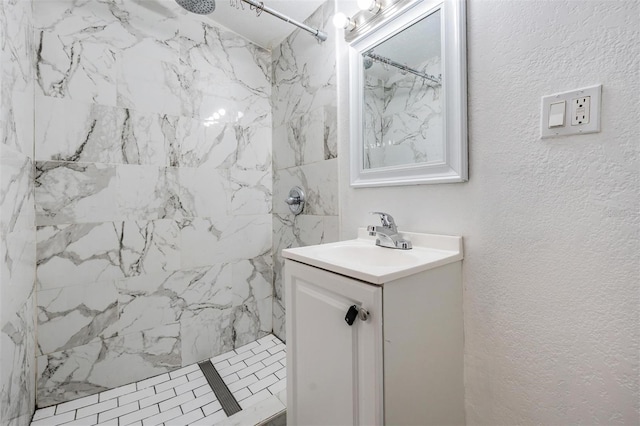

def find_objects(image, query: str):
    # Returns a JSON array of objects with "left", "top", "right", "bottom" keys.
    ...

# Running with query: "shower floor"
[{"left": 31, "top": 335, "right": 287, "bottom": 426}]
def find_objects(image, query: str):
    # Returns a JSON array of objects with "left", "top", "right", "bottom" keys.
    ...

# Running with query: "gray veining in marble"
[
  {"left": 1, "top": 0, "right": 37, "bottom": 423},
  {"left": 116, "top": 165, "right": 186, "bottom": 222},
  {"left": 1, "top": 295, "right": 36, "bottom": 426},
  {"left": 35, "top": 96, "right": 185, "bottom": 167},
  {"left": 36, "top": 323, "right": 182, "bottom": 407},
  {"left": 1, "top": 0, "right": 35, "bottom": 159},
  {"left": 35, "top": 161, "right": 118, "bottom": 226},
  {"left": 36, "top": 282, "right": 119, "bottom": 355},
  {"left": 36, "top": 219, "right": 181, "bottom": 290}
]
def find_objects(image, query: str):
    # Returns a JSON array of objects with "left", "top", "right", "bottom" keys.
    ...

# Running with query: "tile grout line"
[{"left": 198, "top": 360, "right": 243, "bottom": 417}]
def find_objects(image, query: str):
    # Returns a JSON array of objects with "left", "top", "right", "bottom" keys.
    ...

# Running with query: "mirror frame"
[{"left": 348, "top": 0, "right": 467, "bottom": 187}]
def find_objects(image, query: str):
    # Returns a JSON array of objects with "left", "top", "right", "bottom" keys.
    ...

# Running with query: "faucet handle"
[{"left": 370, "top": 211, "right": 396, "bottom": 229}]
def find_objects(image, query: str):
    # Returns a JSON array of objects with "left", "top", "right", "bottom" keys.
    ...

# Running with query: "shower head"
[
  {"left": 363, "top": 57, "right": 373, "bottom": 70},
  {"left": 175, "top": 0, "right": 216, "bottom": 14}
]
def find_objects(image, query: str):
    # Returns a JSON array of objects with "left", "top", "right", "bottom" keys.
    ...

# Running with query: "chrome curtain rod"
[
  {"left": 238, "top": 0, "right": 328, "bottom": 42},
  {"left": 365, "top": 52, "right": 441, "bottom": 85}
]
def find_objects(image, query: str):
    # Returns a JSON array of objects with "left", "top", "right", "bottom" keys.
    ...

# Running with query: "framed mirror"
[{"left": 348, "top": 0, "right": 467, "bottom": 187}]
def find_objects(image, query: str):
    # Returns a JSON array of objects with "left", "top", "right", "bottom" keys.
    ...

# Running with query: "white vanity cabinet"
[
  {"left": 284, "top": 260, "right": 384, "bottom": 425},
  {"left": 283, "top": 230, "right": 465, "bottom": 426}
]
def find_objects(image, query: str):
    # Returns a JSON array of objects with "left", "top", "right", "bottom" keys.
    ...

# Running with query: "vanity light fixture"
[
  {"left": 357, "top": 0, "right": 382, "bottom": 14},
  {"left": 334, "top": 0, "right": 385, "bottom": 34},
  {"left": 333, "top": 12, "right": 356, "bottom": 31}
]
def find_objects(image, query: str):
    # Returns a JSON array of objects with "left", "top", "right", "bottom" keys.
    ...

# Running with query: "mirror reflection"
[{"left": 362, "top": 9, "right": 442, "bottom": 170}]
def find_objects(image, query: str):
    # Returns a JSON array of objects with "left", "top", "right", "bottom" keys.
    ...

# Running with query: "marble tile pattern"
[
  {"left": 363, "top": 57, "right": 444, "bottom": 169},
  {"left": 271, "top": 1, "right": 339, "bottom": 340},
  {"left": 33, "top": 0, "right": 273, "bottom": 407},
  {"left": 363, "top": 74, "right": 385, "bottom": 161},
  {"left": 31, "top": 335, "right": 285, "bottom": 426},
  {"left": 1, "top": 0, "right": 37, "bottom": 425}
]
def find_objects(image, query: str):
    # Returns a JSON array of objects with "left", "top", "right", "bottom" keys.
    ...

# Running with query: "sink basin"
[
  {"left": 282, "top": 229, "right": 463, "bottom": 284},
  {"left": 315, "top": 244, "right": 421, "bottom": 268}
]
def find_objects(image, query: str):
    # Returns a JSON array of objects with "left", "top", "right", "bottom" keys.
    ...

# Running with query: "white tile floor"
[{"left": 31, "top": 335, "right": 286, "bottom": 426}]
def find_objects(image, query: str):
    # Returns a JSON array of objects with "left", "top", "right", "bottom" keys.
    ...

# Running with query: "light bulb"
[
  {"left": 333, "top": 12, "right": 357, "bottom": 30},
  {"left": 332, "top": 12, "right": 348, "bottom": 28},
  {"left": 357, "top": 0, "right": 381, "bottom": 13}
]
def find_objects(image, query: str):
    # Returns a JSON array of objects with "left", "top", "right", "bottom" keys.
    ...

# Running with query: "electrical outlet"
[
  {"left": 571, "top": 96, "right": 590, "bottom": 126},
  {"left": 540, "top": 84, "right": 601, "bottom": 138}
]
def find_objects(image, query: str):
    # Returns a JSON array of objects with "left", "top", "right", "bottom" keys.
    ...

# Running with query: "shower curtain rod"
[
  {"left": 365, "top": 52, "right": 441, "bottom": 85},
  {"left": 239, "top": 0, "right": 328, "bottom": 42}
]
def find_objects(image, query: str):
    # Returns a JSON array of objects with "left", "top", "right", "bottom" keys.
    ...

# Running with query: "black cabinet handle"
[{"left": 345, "top": 305, "right": 359, "bottom": 326}]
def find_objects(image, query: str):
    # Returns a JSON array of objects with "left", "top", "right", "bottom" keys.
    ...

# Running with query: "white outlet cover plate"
[{"left": 540, "top": 84, "right": 602, "bottom": 138}]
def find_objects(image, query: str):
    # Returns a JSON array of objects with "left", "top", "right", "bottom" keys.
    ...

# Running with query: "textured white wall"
[{"left": 336, "top": 0, "right": 639, "bottom": 424}]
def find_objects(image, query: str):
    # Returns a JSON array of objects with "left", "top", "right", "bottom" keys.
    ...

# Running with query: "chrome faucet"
[{"left": 367, "top": 212, "right": 412, "bottom": 250}]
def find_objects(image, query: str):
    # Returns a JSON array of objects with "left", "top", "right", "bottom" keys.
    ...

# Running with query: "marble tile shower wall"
[
  {"left": 271, "top": 1, "right": 338, "bottom": 340},
  {"left": 364, "top": 57, "right": 442, "bottom": 169},
  {"left": 0, "top": 0, "right": 37, "bottom": 425},
  {"left": 33, "top": 1, "right": 273, "bottom": 408},
  {"left": 363, "top": 74, "right": 384, "bottom": 167}
]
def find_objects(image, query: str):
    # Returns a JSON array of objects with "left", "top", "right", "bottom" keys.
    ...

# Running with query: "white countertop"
[{"left": 282, "top": 228, "right": 464, "bottom": 284}]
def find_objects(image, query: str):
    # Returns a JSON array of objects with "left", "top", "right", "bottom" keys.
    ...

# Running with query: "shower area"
[{"left": 0, "top": 0, "right": 338, "bottom": 424}]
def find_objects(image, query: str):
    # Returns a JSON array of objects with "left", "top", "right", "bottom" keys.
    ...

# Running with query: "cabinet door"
[{"left": 285, "top": 260, "right": 383, "bottom": 426}]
